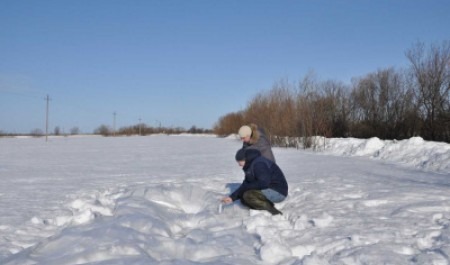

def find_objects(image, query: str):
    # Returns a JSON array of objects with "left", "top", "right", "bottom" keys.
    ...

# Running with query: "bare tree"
[
  {"left": 406, "top": 41, "right": 450, "bottom": 141},
  {"left": 70, "top": 127, "right": 80, "bottom": 135},
  {"left": 322, "top": 80, "right": 350, "bottom": 137},
  {"left": 294, "top": 73, "right": 319, "bottom": 147},
  {"left": 94, "top": 125, "right": 112, "bottom": 136},
  {"left": 244, "top": 93, "right": 272, "bottom": 133},
  {"left": 213, "top": 111, "right": 245, "bottom": 136},
  {"left": 30, "top": 128, "right": 44, "bottom": 137},
  {"left": 267, "top": 80, "right": 296, "bottom": 137},
  {"left": 349, "top": 68, "right": 417, "bottom": 139}
]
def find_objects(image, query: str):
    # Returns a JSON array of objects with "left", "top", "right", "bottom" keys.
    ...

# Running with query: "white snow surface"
[{"left": 0, "top": 135, "right": 449, "bottom": 264}]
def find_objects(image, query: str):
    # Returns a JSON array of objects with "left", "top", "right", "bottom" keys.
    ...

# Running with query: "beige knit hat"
[{"left": 238, "top": 125, "right": 252, "bottom": 138}]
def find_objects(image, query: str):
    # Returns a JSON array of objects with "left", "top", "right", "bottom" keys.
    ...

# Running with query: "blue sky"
[{"left": 1, "top": 1, "right": 449, "bottom": 134}]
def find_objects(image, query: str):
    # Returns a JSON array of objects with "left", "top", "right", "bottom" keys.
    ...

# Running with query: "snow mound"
[
  {"left": 324, "top": 137, "right": 450, "bottom": 173},
  {"left": 2, "top": 183, "right": 261, "bottom": 264},
  {"left": 225, "top": 133, "right": 240, "bottom": 140},
  {"left": 171, "top": 133, "right": 217, "bottom": 138}
]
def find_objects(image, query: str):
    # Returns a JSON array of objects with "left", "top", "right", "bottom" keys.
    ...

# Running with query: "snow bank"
[
  {"left": 171, "top": 133, "right": 217, "bottom": 137},
  {"left": 223, "top": 134, "right": 449, "bottom": 173},
  {"left": 322, "top": 137, "right": 450, "bottom": 173},
  {"left": 225, "top": 133, "right": 240, "bottom": 140}
]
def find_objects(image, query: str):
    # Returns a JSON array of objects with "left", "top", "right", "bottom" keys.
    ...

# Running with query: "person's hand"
[{"left": 221, "top": 197, "right": 233, "bottom": 204}]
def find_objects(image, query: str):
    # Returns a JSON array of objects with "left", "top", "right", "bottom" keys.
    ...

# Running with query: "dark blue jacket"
[{"left": 230, "top": 149, "right": 288, "bottom": 201}]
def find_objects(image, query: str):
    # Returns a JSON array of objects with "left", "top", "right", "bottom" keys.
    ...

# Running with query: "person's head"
[
  {"left": 238, "top": 125, "right": 252, "bottom": 143},
  {"left": 235, "top": 148, "right": 246, "bottom": 167}
]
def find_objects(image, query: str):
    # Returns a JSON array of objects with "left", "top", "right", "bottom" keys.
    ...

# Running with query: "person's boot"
[
  {"left": 266, "top": 200, "right": 283, "bottom": 215},
  {"left": 242, "top": 190, "right": 283, "bottom": 215}
]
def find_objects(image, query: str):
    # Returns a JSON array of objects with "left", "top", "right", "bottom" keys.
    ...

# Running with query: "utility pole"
[
  {"left": 45, "top": 94, "right": 50, "bottom": 142},
  {"left": 138, "top": 118, "right": 142, "bottom": 136},
  {"left": 156, "top": 120, "right": 161, "bottom": 133},
  {"left": 113, "top": 112, "right": 116, "bottom": 136}
]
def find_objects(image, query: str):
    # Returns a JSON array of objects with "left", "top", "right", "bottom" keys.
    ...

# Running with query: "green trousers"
[{"left": 241, "top": 190, "right": 283, "bottom": 215}]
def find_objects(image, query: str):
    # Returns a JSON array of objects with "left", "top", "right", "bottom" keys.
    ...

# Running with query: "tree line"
[
  {"left": 213, "top": 41, "right": 450, "bottom": 145},
  {"left": 0, "top": 125, "right": 211, "bottom": 137},
  {"left": 94, "top": 124, "right": 212, "bottom": 136}
]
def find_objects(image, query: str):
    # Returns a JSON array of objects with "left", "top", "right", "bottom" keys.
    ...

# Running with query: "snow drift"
[{"left": 320, "top": 136, "right": 450, "bottom": 173}]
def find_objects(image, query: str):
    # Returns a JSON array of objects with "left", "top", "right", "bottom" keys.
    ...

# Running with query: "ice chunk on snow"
[
  {"left": 291, "top": 244, "right": 316, "bottom": 259},
  {"left": 260, "top": 241, "right": 292, "bottom": 263},
  {"left": 72, "top": 209, "right": 96, "bottom": 225},
  {"left": 311, "top": 212, "right": 334, "bottom": 228}
]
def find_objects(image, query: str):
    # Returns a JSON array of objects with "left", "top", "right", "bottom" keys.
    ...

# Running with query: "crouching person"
[{"left": 221, "top": 148, "right": 288, "bottom": 215}]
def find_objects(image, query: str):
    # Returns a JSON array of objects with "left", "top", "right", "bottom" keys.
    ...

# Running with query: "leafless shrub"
[
  {"left": 213, "top": 41, "right": 450, "bottom": 144},
  {"left": 406, "top": 41, "right": 450, "bottom": 141},
  {"left": 213, "top": 111, "right": 245, "bottom": 136}
]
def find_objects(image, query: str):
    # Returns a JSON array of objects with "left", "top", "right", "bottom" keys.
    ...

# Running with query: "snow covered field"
[{"left": 0, "top": 135, "right": 449, "bottom": 264}]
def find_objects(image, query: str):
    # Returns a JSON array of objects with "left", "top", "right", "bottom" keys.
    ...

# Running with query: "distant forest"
[
  {"left": 94, "top": 124, "right": 212, "bottom": 136},
  {"left": 0, "top": 124, "right": 212, "bottom": 138},
  {"left": 213, "top": 41, "right": 450, "bottom": 144}
]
